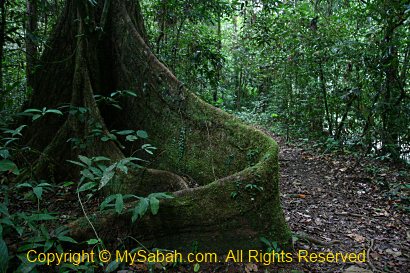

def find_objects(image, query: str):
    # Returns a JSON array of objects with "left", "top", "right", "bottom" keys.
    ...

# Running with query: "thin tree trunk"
[
  {"left": 156, "top": 0, "right": 167, "bottom": 55},
  {"left": 171, "top": 17, "right": 185, "bottom": 72},
  {"left": 213, "top": 11, "right": 222, "bottom": 102},
  {"left": 380, "top": 18, "right": 404, "bottom": 160},
  {"left": 0, "top": 0, "right": 6, "bottom": 109},
  {"left": 319, "top": 63, "right": 333, "bottom": 135},
  {"left": 25, "top": 0, "right": 38, "bottom": 89},
  {"left": 236, "top": 69, "right": 242, "bottom": 109},
  {"left": 335, "top": 95, "right": 355, "bottom": 140}
]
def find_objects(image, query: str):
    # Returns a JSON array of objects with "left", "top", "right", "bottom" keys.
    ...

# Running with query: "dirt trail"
[
  {"left": 9, "top": 131, "right": 409, "bottom": 273},
  {"left": 274, "top": 135, "right": 410, "bottom": 273}
]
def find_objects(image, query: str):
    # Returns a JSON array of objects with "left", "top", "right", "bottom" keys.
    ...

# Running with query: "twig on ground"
[
  {"left": 367, "top": 239, "right": 382, "bottom": 273},
  {"left": 295, "top": 232, "right": 341, "bottom": 246}
]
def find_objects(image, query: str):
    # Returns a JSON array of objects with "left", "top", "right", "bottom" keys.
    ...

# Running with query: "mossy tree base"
[{"left": 19, "top": 0, "right": 291, "bottom": 252}]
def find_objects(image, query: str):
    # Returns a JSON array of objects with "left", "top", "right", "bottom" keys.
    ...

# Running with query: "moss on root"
[
  {"left": 71, "top": 89, "right": 292, "bottom": 252},
  {"left": 67, "top": 0, "right": 291, "bottom": 252},
  {"left": 18, "top": 0, "right": 290, "bottom": 254}
]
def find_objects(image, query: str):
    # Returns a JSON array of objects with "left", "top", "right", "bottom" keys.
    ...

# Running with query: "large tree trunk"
[{"left": 19, "top": 0, "right": 291, "bottom": 251}]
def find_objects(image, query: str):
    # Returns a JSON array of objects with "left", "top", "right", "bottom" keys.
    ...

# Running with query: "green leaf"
[
  {"left": 0, "top": 149, "right": 9, "bottom": 159},
  {"left": 124, "top": 90, "right": 137, "bottom": 97},
  {"left": 259, "top": 236, "right": 271, "bottom": 247},
  {"left": 149, "top": 197, "right": 160, "bottom": 215},
  {"left": 89, "top": 166, "right": 103, "bottom": 176},
  {"left": 0, "top": 238, "right": 8, "bottom": 273},
  {"left": 101, "top": 136, "right": 110, "bottom": 141},
  {"left": 66, "top": 160, "right": 86, "bottom": 168},
  {"left": 44, "top": 240, "right": 54, "bottom": 252},
  {"left": 136, "top": 130, "right": 148, "bottom": 139},
  {"left": 115, "top": 194, "right": 124, "bottom": 214},
  {"left": 57, "top": 235, "right": 78, "bottom": 244},
  {"left": 0, "top": 218, "right": 13, "bottom": 227},
  {"left": 45, "top": 109, "right": 63, "bottom": 115},
  {"left": 37, "top": 182, "right": 53, "bottom": 188},
  {"left": 4, "top": 138, "right": 18, "bottom": 147},
  {"left": 16, "top": 253, "right": 39, "bottom": 272},
  {"left": 116, "top": 163, "right": 128, "bottom": 174},
  {"left": 23, "top": 109, "right": 42, "bottom": 114},
  {"left": 105, "top": 261, "right": 120, "bottom": 272},
  {"left": 15, "top": 226, "right": 24, "bottom": 236},
  {"left": 194, "top": 263, "right": 200, "bottom": 272},
  {"left": 4, "top": 125, "right": 27, "bottom": 137},
  {"left": 0, "top": 159, "right": 20, "bottom": 175},
  {"left": 81, "top": 169, "right": 95, "bottom": 181},
  {"left": 86, "top": 238, "right": 100, "bottom": 245},
  {"left": 116, "top": 130, "right": 134, "bottom": 135},
  {"left": 17, "top": 243, "right": 44, "bottom": 252},
  {"left": 100, "top": 194, "right": 117, "bottom": 211},
  {"left": 142, "top": 144, "right": 157, "bottom": 155},
  {"left": 101, "top": 133, "right": 117, "bottom": 142},
  {"left": 33, "top": 187, "right": 43, "bottom": 200},
  {"left": 27, "top": 213, "right": 56, "bottom": 222},
  {"left": 148, "top": 192, "right": 174, "bottom": 199},
  {"left": 77, "top": 182, "right": 96, "bottom": 193},
  {"left": 32, "top": 114, "right": 42, "bottom": 121},
  {"left": 99, "top": 164, "right": 116, "bottom": 190},
  {"left": 125, "top": 135, "right": 138, "bottom": 142},
  {"left": 78, "top": 155, "right": 92, "bottom": 166},
  {"left": 16, "top": 183, "right": 33, "bottom": 189},
  {"left": 132, "top": 198, "right": 149, "bottom": 222},
  {"left": 0, "top": 204, "right": 8, "bottom": 216},
  {"left": 62, "top": 181, "right": 75, "bottom": 187},
  {"left": 93, "top": 156, "right": 111, "bottom": 162}
]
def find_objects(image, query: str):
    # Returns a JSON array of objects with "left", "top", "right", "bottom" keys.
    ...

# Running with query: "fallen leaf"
[
  {"left": 343, "top": 265, "right": 373, "bottom": 273},
  {"left": 347, "top": 233, "right": 365, "bottom": 243},
  {"left": 385, "top": 248, "right": 402, "bottom": 257},
  {"left": 245, "top": 263, "right": 258, "bottom": 273}
]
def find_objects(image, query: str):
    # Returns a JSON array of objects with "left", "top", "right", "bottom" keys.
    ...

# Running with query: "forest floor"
[
  {"left": 113, "top": 132, "right": 410, "bottom": 273},
  {"left": 271, "top": 133, "right": 409, "bottom": 273},
  {"left": 196, "top": 133, "right": 410, "bottom": 273},
  {"left": 8, "top": 131, "right": 409, "bottom": 273}
]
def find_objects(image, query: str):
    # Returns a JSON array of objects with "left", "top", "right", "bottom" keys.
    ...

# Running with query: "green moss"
[{"left": 78, "top": 84, "right": 292, "bottom": 252}]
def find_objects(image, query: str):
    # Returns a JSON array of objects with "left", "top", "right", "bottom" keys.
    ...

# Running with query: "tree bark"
[
  {"left": 380, "top": 15, "right": 404, "bottom": 160},
  {"left": 25, "top": 0, "right": 38, "bottom": 89},
  {"left": 18, "top": 0, "right": 291, "bottom": 251},
  {"left": 0, "top": 0, "right": 6, "bottom": 109}
]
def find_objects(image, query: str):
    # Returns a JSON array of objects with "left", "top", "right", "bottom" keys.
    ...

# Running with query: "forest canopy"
[{"left": 1, "top": 0, "right": 409, "bottom": 162}]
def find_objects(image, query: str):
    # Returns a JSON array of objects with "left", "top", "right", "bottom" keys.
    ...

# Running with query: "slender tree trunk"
[
  {"left": 380, "top": 19, "right": 403, "bottom": 160},
  {"left": 0, "top": 0, "right": 6, "bottom": 109},
  {"left": 156, "top": 0, "right": 167, "bottom": 55},
  {"left": 213, "top": 11, "right": 222, "bottom": 102},
  {"left": 319, "top": 63, "right": 333, "bottom": 135},
  {"left": 335, "top": 94, "right": 355, "bottom": 140},
  {"left": 171, "top": 17, "right": 185, "bottom": 72},
  {"left": 236, "top": 69, "right": 242, "bottom": 109},
  {"left": 25, "top": 0, "right": 38, "bottom": 89}
]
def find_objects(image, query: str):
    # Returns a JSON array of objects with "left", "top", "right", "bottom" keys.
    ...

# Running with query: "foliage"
[
  {"left": 140, "top": 0, "right": 409, "bottom": 163},
  {"left": 0, "top": 101, "right": 169, "bottom": 272}
]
